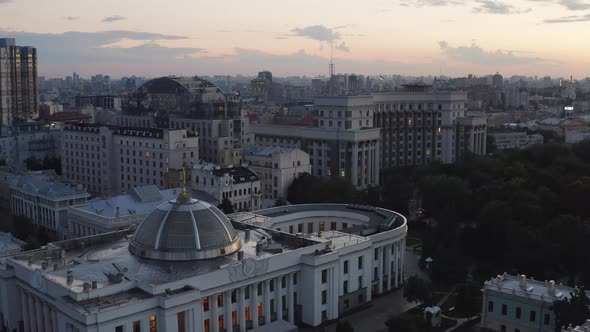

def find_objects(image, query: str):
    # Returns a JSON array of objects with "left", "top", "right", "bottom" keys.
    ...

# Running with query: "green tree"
[
  {"left": 25, "top": 157, "right": 43, "bottom": 171},
  {"left": 335, "top": 320, "right": 354, "bottom": 332},
  {"left": 385, "top": 316, "right": 419, "bottom": 332},
  {"left": 218, "top": 198, "right": 235, "bottom": 214},
  {"left": 403, "top": 276, "right": 433, "bottom": 305},
  {"left": 552, "top": 287, "right": 590, "bottom": 332},
  {"left": 455, "top": 284, "right": 481, "bottom": 318},
  {"left": 13, "top": 215, "right": 34, "bottom": 241},
  {"left": 273, "top": 198, "right": 287, "bottom": 207},
  {"left": 419, "top": 174, "right": 471, "bottom": 222}
]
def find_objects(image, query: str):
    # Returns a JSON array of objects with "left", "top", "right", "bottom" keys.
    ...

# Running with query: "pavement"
[{"left": 300, "top": 248, "right": 426, "bottom": 332}]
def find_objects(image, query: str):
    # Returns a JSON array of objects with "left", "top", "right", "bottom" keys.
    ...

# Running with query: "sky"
[{"left": 1, "top": 0, "right": 589, "bottom": 78}]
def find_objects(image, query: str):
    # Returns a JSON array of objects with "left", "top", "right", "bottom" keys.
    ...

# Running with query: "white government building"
[{"left": 0, "top": 190, "right": 407, "bottom": 332}]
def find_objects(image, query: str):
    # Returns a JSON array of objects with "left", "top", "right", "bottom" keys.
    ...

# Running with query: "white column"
[
  {"left": 27, "top": 293, "right": 36, "bottom": 332},
  {"left": 224, "top": 291, "right": 232, "bottom": 332},
  {"left": 43, "top": 303, "right": 51, "bottom": 332},
  {"left": 238, "top": 287, "right": 246, "bottom": 332},
  {"left": 385, "top": 244, "right": 392, "bottom": 291},
  {"left": 251, "top": 284, "right": 259, "bottom": 329},
  {"left": 263, "top": 280, "right": 271, "bottom": 325},
  {"left": 287, "top": 273, "right": 294, "bottom": 323},
  {"left": 211, "top": 295, "right": 219, "bottom": 332},
  {"left": 51, "top": 308, "right": 58, "bottom": 332},
  {"left": 394, "top": 242, "right": 399, "bottom": 288},
  {"left": 276, "top": 277, "right": 283, "bottom": 321},
  {"left": 377, "top": 246, "right": 384, "bottom": 294},
  {"left": 20, "top": 289, "right": 29, "bottom": 332},
  {"left": 35, "top": 298, "right": 43, "bottom": 332}
]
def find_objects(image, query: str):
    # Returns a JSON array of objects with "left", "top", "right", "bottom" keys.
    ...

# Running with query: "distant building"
[
  {"left": 481, "top": 273, "right": 590, "bottom": 332},
  {"left": 242, "top": 146, "right": 311, "bottom": 200},
  {"left": 0, "top": 122, "right": 62, "bottom": 168},
  {"left": 75, "top": 94, "right": 121, "bottom": 111},
  {"left": 491, "top": 132, "right": 544, "bottom": 150},
  {"left": 191, "top": 163, "right": 261, "bottom": 211},
  {"left": 0, "top": 38, "right": 38, "bottom": 125},
  {"left": 10, "top": 173, "right": 90, "bottom": 238},
  {"left": 67, "top": 185, "right": 216, "bottom": 238},
  {"left": 61, "top": 124, "right": 199, "bottom": 195},
  {"left": 563, "top": 320, "right": 590, "bottom": 332},
  {"left": 566, "top": 129, "right": 590, "bottom": 144},
  {"left": 492, "top": 73, "right": 503, "bottom": 89}
]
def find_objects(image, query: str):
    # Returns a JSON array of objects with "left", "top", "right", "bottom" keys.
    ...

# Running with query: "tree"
[
  {"left": 273, "top": 198, "right": 287, "bottom": 207},
  {"left": 13, "top": 215, "right": 34, "bottom": 241},
  {"left": 218, "top": 198, "right": 235, "bottom": 214},
  {"left": 552, "top": 287, "right": 590, "bottom": 332},
  {"left": 403, "top": 276, "right": 433, "bottom": 305},
  {"left": 455, "top": 284, "right": 481, "bottom": 318},
  {"left": 385, "top": 316, "right": 419, "bottom": 332},
  {"left": 25, "top": 157, "right": 43, "bottom": 171},
  {"left": 335, "top": 320, "right": 354, "bottom": 332}
]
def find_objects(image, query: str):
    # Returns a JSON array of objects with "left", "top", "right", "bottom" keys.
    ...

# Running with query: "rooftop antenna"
[
  {"left": 178, "top": 167, "right": 191, "bottom": 202},
  {"left": 329, "top": 39, "right": 335, "bottom": 95}
]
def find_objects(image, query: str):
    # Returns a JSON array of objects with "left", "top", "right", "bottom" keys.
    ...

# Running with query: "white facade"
[
  {"left": 10, "top": 174, "right": 90, "bottom": 238},
  {"left": 191, "top": 163, "right": 261, "bottom": 211},
  {"left": 492, "top": 132, "right": 544, "bottom": 150},
  {"left": 61, "top": 124, "right": 199, "bottom": 195},
  {"left": 481, "top": 274, "right": 590, "bottom": 332},
  {"left": 0, "top": 203, "right": 407, "bottom": 332},
  {"left": 0, "top": 122, "right": 62, "bottom": 168},
  {"left": 242, "top": 146, "right": 311, "bottom": 200}
]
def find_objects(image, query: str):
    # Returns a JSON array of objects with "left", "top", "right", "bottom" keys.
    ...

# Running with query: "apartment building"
[{"left": 61, "top": 123, "right": 199, "bottom": 195}]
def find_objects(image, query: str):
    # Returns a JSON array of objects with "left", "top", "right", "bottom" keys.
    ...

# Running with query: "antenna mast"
[{"left": 329, "top": 40, "right": 335, "bottom": 95}]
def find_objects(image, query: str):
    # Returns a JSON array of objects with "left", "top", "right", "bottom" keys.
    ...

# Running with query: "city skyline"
[{"left": 1, "top": 0, "right": 590, "bottom": 78}]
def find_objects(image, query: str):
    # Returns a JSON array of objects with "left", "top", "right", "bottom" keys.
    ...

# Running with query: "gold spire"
[{"left": 177, "top": 167, "right": 191, "bottom": 202}]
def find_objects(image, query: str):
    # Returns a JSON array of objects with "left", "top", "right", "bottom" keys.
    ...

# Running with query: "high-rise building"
[
  {"left": 492, "top": 72, "right": 503, "bottom": 89},
  {"left": 0, "top": 38, "right": 38, "bottom": 126}
]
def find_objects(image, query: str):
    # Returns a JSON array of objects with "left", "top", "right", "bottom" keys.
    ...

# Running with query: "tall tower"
[{"left": 0, "top": 38, "right": 38, "bottom": 126}]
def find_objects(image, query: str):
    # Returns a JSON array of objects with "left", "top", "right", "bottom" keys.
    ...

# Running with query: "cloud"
[
  {"left": 401, "top": 0, "right": 463, "bottom": 7},
  {"left": 439, "top": 41, "right": 546, "bottom": 66},
  {"left": 291, "top": 25, "right": 341, "bottom": 42},
  {"left": 62, "top": 16, "right": 80, "bottom": 21},
  {"left": 335, "top": 42, "right": 351, "bottom": 53},
  {"left": 530, "top": 0, "right": 590, "bottom": 10},
  {"left": 543, "top": 13, "right": 590, "bottom": 22},
  {"left": 102, "top": 15, "right": 127, "bottom": 23},
  {"left": 473, "top": 0, "right": 532, "bottom": 13},
  {"left": 0, "top": 0, "right": 13, "bottom": 3}
]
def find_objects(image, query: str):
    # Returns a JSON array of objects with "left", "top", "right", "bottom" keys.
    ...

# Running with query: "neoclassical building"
[{"left": 0, "top": 193, "right": 407, "bottom": 332}]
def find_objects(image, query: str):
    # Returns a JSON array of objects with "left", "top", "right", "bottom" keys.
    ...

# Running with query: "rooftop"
[
  {"left": 192, "top": 163, "right": 260, "bottom": 184},
  {"left": 73, "top": 186, "right": 217, "bottom": 219},
  {"left": 242, "top": 145, "right": 295, "bottom": 157},
  {"left": 12, "top": 175, "right": 89, "bottom": 200},
  {"left": 483, "top": 273, "right": 590, "bottom": 303}
]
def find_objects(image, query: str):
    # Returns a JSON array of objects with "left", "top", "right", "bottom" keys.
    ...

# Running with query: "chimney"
[
  {"left": 255, "top": 242, "right": 262, "bottom": 255},
  {"left": 53, "top": 264, "right": 59, "bottom": 271},
  {"left": 92, "top": 281, "right": 98, "bottom": 289},
  {"left": 548, "top": 280, "right": 556, "bottom": 294},
  {"left": 519, "top": 275, "right": 527, "bottom": 289},
  {"left": 237, "top": 251, "right": 244, "bottom": 261},
  {"left": 83, "top": 282, "right": 91, "bottom": 292},
  {"left": 245, "top": 230, "right": 251, "bottom": 242},
  {"left": 66, "top": 270, "right": 74, "bottom": 285},
  {"left": 267, "top": 238, "right": 272, "bottom": 246},
  {"left": 41, "top": 261, "right": 48, "bottom": 270}
]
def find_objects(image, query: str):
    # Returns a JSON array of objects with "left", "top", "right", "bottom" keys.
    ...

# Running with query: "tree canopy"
[{"left": 552, "top": 287, "right": 590, "bottom": 332}]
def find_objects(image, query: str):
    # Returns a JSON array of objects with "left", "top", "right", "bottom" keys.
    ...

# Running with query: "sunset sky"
[{"left": 1, "top": 0, "right": 589, "bottom": 78}]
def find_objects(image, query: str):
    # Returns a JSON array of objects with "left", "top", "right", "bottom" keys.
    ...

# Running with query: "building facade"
[
  {"left": 373, "top": 84, "right": 487, "bottom": 168},
  {"left": 241, "top": 146, "right": 311, "bottom": 201},
  {"left": 251, "top": 121, "right": 381, "bottom": 189},
  {"left": 10, "top": 174, "right": 90, "bottom": 238},
  {"left": 0, "top": 38, "right": 38, "bottom": 126},
  {"left": 0, "top": 201, "right": 407, "bottom": 332},
  {"left": 191, "top": 163, "right": 261, "bottom": 211},
  {"left": 61, "top": 124, "right": 199, "bottom": 195},
  {"left": 481, "top": 273, "right": 590, "bottom": 332},
  {"left": 491, "top": 132, "right": 544, "bottom": 150}
]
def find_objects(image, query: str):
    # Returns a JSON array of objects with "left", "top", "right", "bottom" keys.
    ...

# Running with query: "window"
[
  {"left": 515, "top": 307, "right": 521, "bottom": 319},
  {"left": 344, "top": 260, "right": 349, "bottom": 274},
  {"left": 343, "top": 281, "right": 348, "bottom": 294},
  {"left": 308, "top": 223, "right": 313, "bottom": 233},
  {"left": 501, "top": 304, "right": 507, "bottom": 315},
  {"left": 500, "top": 326, "right": 506, "bottom": 332},
  {"left": 322, "top": 270, "right": 328, "bottom": 283},
  {"left": 488, "top": 301, "right": 494, "bottom": 312},
  {"left": 358, "top": 294, "right": 364, "bottom": 304},
  {"left": 116, "top": 326, "right": 124, "bottom": 332},
  {"left": 149, "top": 316, "right": 157, "bottom": 332},
  {"left": 321, "top": 290, "right": 327, "bottom": 304},
  {"left": 358, "top": 256, "right": 363, "bottom": 269},
  {"left": 358, "top": 276, "right": 363, "bottom": 288},
  {"left": 289, "top": 225, "right": 294, "bottom": 233},
  {"left": 133, "top": 321, "right": 141, "bottom": 332},
  {"left": 374, "top": 248, "right": 378, "bottom": 260},
  {"left": 544, "top": 314, "right": 550, "bottom": 325},
  {"left": 530, "top": 310, "right": 536, "bottom": 322},
  {"left": 177, "top": 311, "right": 186, "bottom": 332},
  {"left": 203, "top": 297, "right": 209, "bottom": 311}
]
